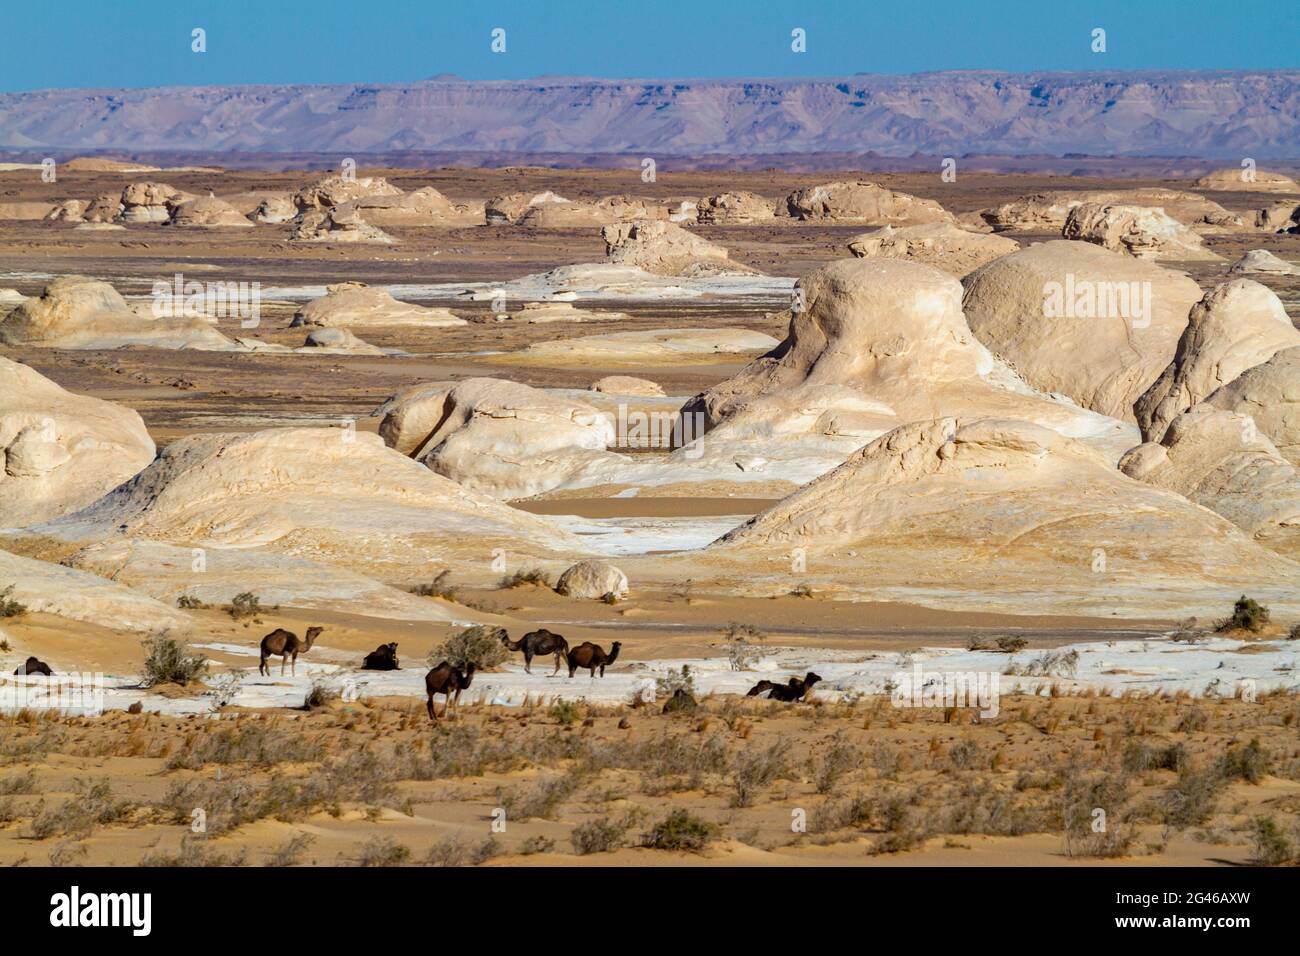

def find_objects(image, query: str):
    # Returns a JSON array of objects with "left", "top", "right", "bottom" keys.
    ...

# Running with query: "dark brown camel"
[
  {"left": 502, "top": 628, "right": 569, "bottom": 675},
  {"left": 361, "top": 642, "right": 400, "bottom": 670},
  {"left": 746, "top": 672, "right": 822, "bottom": 702},
  {"left": 425, "top": 660, "right": 476, "bottom": 720},
  {"left": 566, "top": 641, "right": 621, "bottom": 678},
  {"left": 258, "top": 626, "right": 323, "bottom": 676},
  {"left": 13, "top": 656, "right": 52, "bottom": 676}
]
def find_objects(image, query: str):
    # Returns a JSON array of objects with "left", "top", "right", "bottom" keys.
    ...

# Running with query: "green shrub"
[
  {"left": 140, "top": 634, "right": 208, "bottom": 686},
  {"left": 720, "top": 622, "right": 765, "bottom": 671},
  {"left": 0, "top": 585, "right": 28, "bottom": 619},
  {"left": 642, "top": 809, "right": 718, "bottom": 851},
  {"left": 226, "top": 591, "right": 264, "bottom": 621},
  {"left": 1218, "top": 595, "right": 1270, "bottom": 633}
]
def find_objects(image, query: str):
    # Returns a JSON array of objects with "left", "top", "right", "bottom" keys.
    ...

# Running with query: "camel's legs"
[
  {"left": 426, "top": 694, "right": 438, "bottom": 721},
  {"left": 524, "top": 652, "right": 532, "bottom": 675},
  {"left": 552, "top": 653, "right": 562, "bottom": 675},
  {"left": 280, "top": 655, "right": 287, "bottom": 676}
]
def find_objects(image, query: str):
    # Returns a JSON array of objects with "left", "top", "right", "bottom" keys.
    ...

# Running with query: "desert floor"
[{"left": 2, "top": 166, "right": 1299, "bottom": 865}]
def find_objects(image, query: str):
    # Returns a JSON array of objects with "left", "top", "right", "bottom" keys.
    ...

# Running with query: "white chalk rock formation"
[
  {"left": 706, "top": 417, "right": 1300, "bottom": 612},
  {"left": 253, "top": 195, "right": 297, "bottom": 223},
  {"left": 1062, "top": 203, "right": 1222, "bottom": 261},
  {"left": 291, "top": 205, "right": 396, "bottom": 243},
  {"left": 590, "top": 375, "right": 666, "bottom": 397},
  {"left": 118, "top": 182, "right": 192, "bottom": 223},
  {"left": 1195, "top": 169, "right": 1300, "bottom": 193},
  {"left": 961, "top": 241, "right": 1204, "bottom": 421},
  {"left": 784, "top": 181, "right": 952, "bottom": 225},
  {"left": 601, "top": 219, "right": 757, "bottom": 276},
  {"left": 510, "top": 301, "right": 630, "bottom": 324},
  {"left": 556, "top": 559, "right": 629, "bottom": 599},
  {"left": 291, "top": 282, "right": 466, "bottom": 328},
  {"left": 1120, "top": 405, "right": 1300, "bottom": 557},
  {"left": 1229, "top": 249, "right": 1300, "bottom": 275},
  {"left": 43, "top": 199, "right": 87, "bottom": 223},
  {"left": 984, "top": 189, "right": 1241, "bottom": 232},
  {"left": 301, "top": 327, "right": 384, "bottom": 354},
  {"left": 0, "top": 356, "right": 155, "bottom": 526},
  {"left": 295, "top": 175, "right": 402, "bottom": 212},
  {"left": 168, "top": 195, "right": 254, "bottom": 228},
  {"left": 684, "top": 258, "right": 1137, "bottom": 465},
  {"left": 0, "top": 276, "right": 235, "bottom": 350},
  {"left": 1203, "top": 346, "right": 1300, "bottom": 466},
  {"left": 1136, "top": 280, "right": 1300, "bottom": 442},
  {"left": 354, "top": 187, "right": 484, "bottom": 226},
  {"left": 0, "top": 549, "right": 190, "bottom": 633},
  {"left": 696, "top": 192, "right": 776, "bottom": 224},
  {"left": 1254, "top": 201, "right": 1300, "bottom": 233},
  {"left": 44, "top": 428, "right": 577, "bottom": 578},
  {"left": 377, "top": 377, "right": 621, "bottom": 498},
  {"left": 845, "top": 222, "right": 1019, "bottom": 277},
  {"left": 83, "top": 194, "right": 123, "bottom": 223}
]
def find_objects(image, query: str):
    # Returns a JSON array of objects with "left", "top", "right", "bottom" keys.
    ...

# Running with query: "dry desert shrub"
[
  {"left": 410, "top": 569, "right": 458, "bottom": 601},
  {"left": 641, "top": 809, "right": 719, "bottom": 851},
  {"left": 140, "top": 836, "right": 247, "bottom": 867},
  {"left": 165, "top": 721, "right": 326, "bottom": 769},
  {"left": 571, "top": 817, "right": 628, "bottom": 855},
  {"left": 140, "top": 633, "right": 208, "bottom": 686},
  {"left": 498, "top": 567, "right": 550, "bottom": 589},
  {"left": 351, "top": 835, "right": 411, "bottom": 867},
  {"left": 265, "top": 832, "right": 315, "bottom": 866},
  {"left": 0, "top": 585, "right": 27, "bottom": 619},
  {"left": 431, "top": 624, "right": 509, "bottom": 670},
  {"left": 27, "top": 779, "right": 128, "bottom": 840},
  {"left": 730, "top": 738, "right": 793, "bottom": 807}
]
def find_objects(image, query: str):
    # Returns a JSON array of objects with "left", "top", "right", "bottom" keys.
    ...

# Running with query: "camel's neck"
[{"left": 605, "top": 647, "right": 620, "bottom": 665}]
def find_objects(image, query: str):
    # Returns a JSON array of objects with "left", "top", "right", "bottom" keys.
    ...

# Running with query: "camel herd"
[{"left": 7, "top": 625, "right": 819, "bottom": 720}]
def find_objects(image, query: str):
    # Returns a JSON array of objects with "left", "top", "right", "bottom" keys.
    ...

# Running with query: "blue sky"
[{"left": 2, "top": 0, "right": 1296, "bottom": 91}]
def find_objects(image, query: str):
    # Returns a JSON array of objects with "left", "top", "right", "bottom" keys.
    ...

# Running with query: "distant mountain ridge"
[{"left": 1, "top": 71, "right": 1297, "bottom": 159}]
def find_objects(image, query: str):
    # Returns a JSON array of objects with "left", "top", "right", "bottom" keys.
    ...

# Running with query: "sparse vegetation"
[
  {"left": 995, "top": 635, "right": 1027, "bottom": 653},
  {"left": 498, "top": 567, "right": 550, "bottom": 589},
  {"left": 571, "top": 817, "right": 627, "bottom": 855},
  {"left": 225, "top": 591, "right": 265, "bottom": 621},
  {"left": 139, "top": 633, "right": 208, "bottom": 686},
  {"left": 642, "top": 809, "right": 718, "bottom": 851},
  {"left": 430, "top": 624, "right": 509, "bottom": 670},
  {"left": 176, "top": 594, "right": 208, "bottom": 610},
  {"left": 655, "top": 664, "right": 696, "bottom": 698},
  {"left": 719, "top": 621, "right": 765, "bottom": 671},
  {"left": 0, "top": 585, "right": 28, "bottom": 619},
  {"left": 1218, "top": 595, "right": 1270, "bottom": 633},
  {"left": 409, "top": 569, "right": 457, "bottom": 602}
]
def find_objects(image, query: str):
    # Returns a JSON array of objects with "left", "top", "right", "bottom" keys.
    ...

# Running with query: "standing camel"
[
  {"left": 566, "top": 641, "right": 621, "bottom": 678},
  {"left": 501, "top": 628, "right": 569, "bottom": 675},
  {"left": 258, "top": 626, "right": 323, "bottom": 676},
  {"left": 425, "top": 660, "right": 476, "bottom": 720}
]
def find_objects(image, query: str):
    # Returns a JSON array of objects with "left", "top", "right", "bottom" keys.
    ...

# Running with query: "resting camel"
[
  {"left": 362, "top": 642, "right": 400, "bottom": 670},
  {"left": 13, "top": 656, "right": 52, "bottom": 676},
  {"left": 502, "top": 628, "right": 569, "bottom": 675},
  {"left": 425, "top": 660, "right": 476, "bottom": 720},
  {"left": 746, "top": 672, "right": 822, "bottom": 702},
  {"left": 258, "top": 626, "right": 323, "bottom": 676},
  {"left": 566, "top": 640, "right": 621, "bottom": 678}
]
